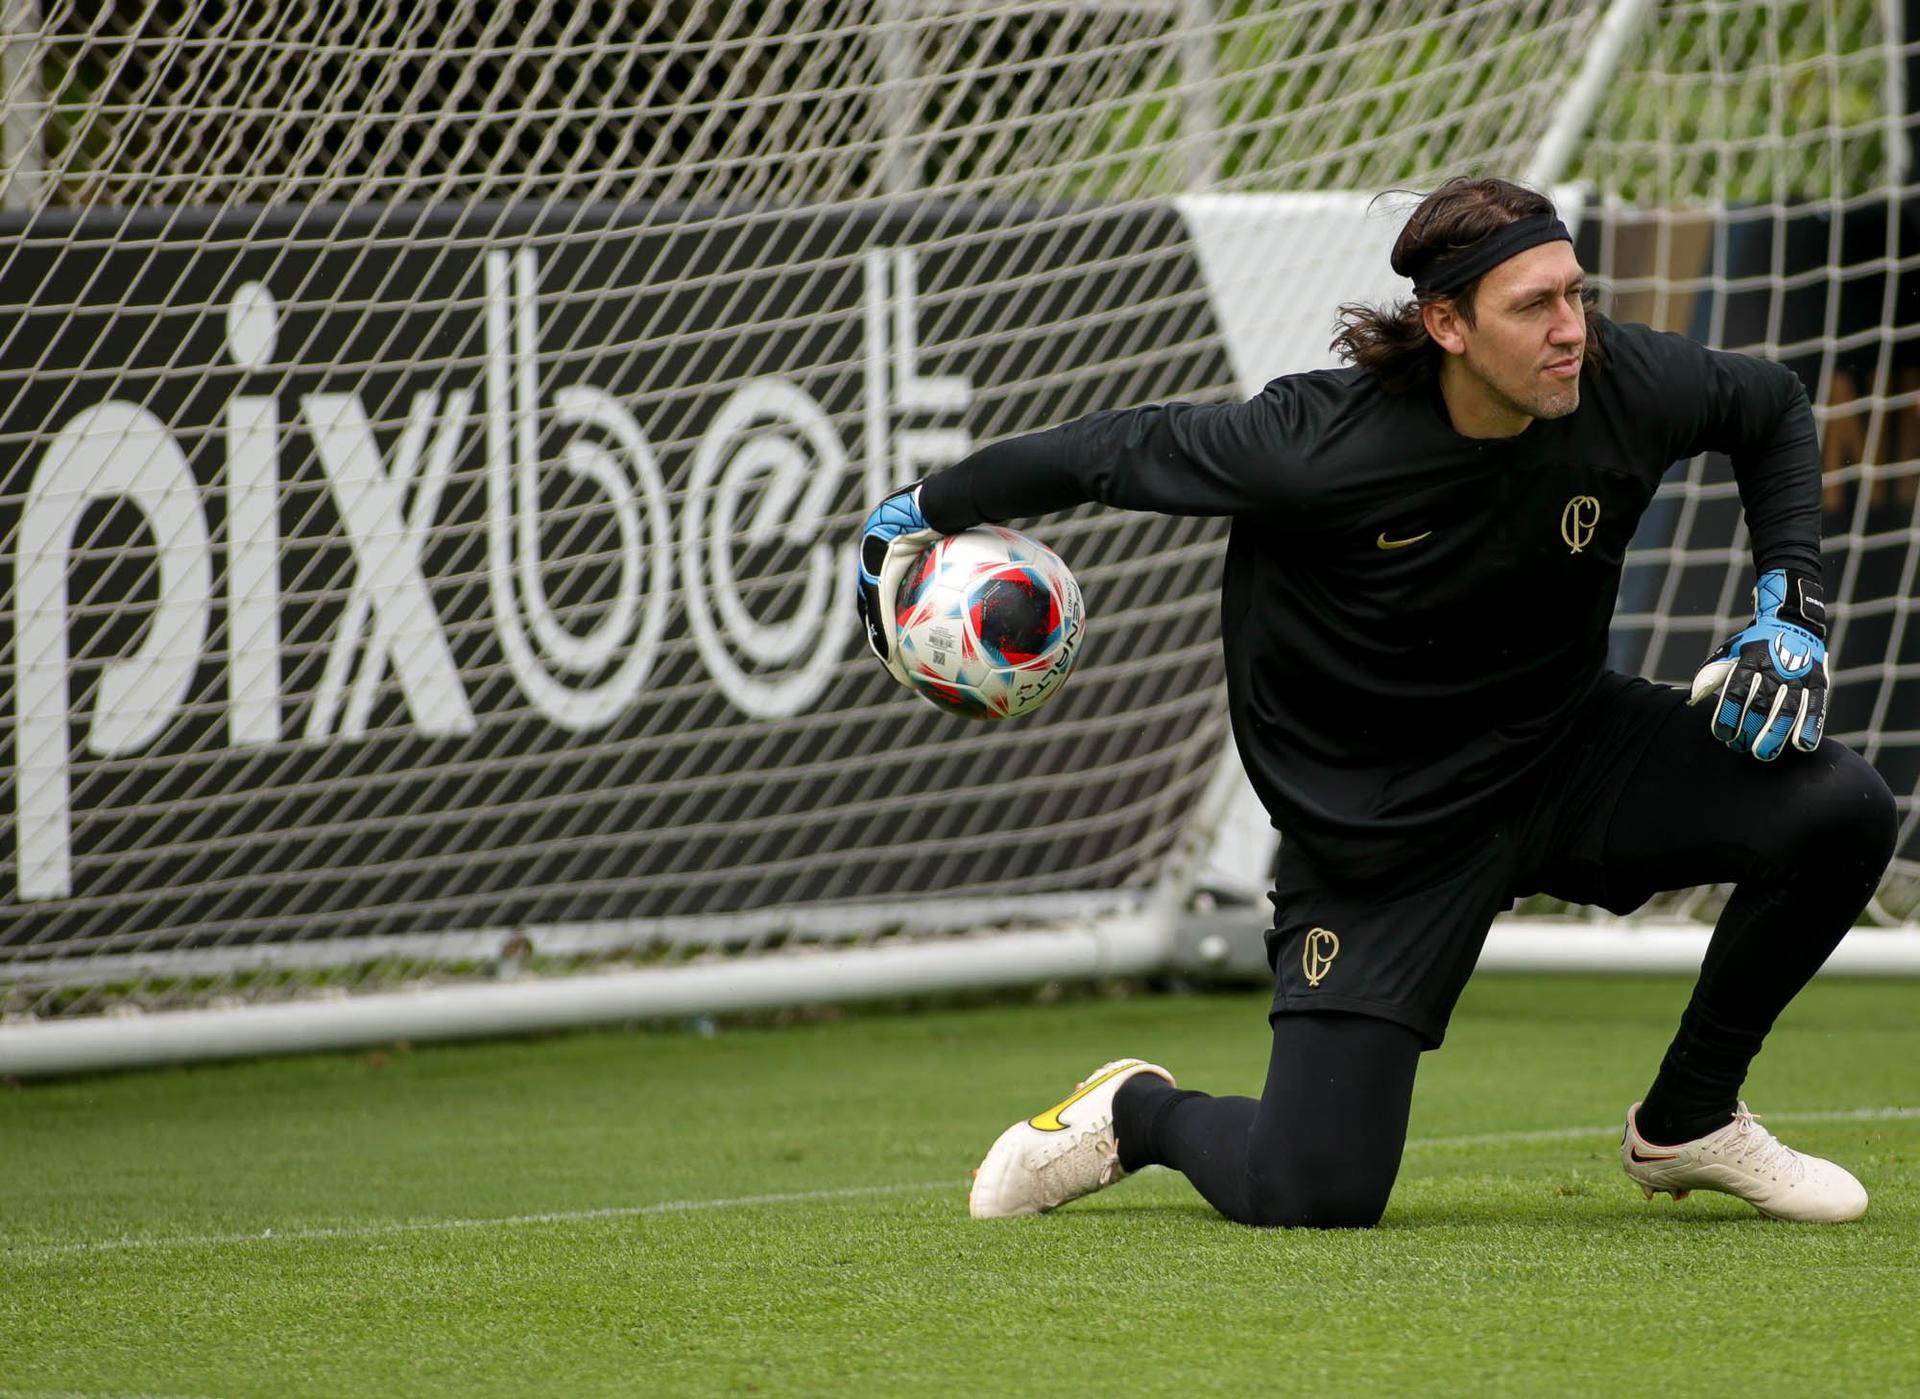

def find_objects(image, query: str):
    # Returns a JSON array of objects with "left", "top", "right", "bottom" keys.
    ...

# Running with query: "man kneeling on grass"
[{"left": 856, "top": 177, "right": 1893, "bottom": 1227}]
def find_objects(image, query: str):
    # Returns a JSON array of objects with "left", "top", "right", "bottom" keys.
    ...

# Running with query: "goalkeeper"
[{"left": 856, "top": 176, "right": 1895, "bottom": 1227}]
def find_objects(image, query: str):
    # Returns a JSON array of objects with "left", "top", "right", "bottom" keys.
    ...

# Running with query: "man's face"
[{"left": 1439, "top": 241, "right": 1588, "bottom": 433}]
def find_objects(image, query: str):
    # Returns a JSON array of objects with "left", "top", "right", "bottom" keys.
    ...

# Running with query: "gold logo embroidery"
[
  {"left": 1302, "top": 927, "right": 1340, "bottom": 987},
  {"left": 1375, "top": 530, "right": 1432, "bottom": 551},
  {"left": 1560, "top": 495, "right": 1600, "bottom": 553}
]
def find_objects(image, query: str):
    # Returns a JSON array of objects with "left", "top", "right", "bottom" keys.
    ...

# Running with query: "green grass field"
[{"left": 3, "top": 974, "right": 1917, "bottom": 1397}]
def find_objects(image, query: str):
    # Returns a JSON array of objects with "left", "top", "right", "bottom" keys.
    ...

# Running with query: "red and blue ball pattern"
[{"left": 894, "top": 526, "right": 1085, "bottom": 720}]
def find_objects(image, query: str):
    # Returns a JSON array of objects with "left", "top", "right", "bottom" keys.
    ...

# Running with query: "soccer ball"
[{"left": 893, "top": 526, "right": 1086, "bottom": 720}]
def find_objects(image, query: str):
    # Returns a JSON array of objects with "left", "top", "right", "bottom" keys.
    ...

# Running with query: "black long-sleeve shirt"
[{"left": 918, "top": 318, "right": 1822, "bottom": 884}]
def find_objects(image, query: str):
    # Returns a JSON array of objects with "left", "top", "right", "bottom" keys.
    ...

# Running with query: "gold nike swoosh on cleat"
[
  {"left": 1629, "top": 1146, "right": 1680, "bottom": 1163},
  {"left": 1027, "top": 1062, "right": 1140, "bottom": 1133},
  {"left": 1375, "top": 530, "right": 1433, "bottom": 550}
]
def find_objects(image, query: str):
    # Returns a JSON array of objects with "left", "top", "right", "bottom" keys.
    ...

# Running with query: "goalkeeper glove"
[
  {"left": 1688, "top": 567, "right": 1829, "bottom": 761},
  {"left": 855, "top": 481, "right": 940, "bottom": 687}
]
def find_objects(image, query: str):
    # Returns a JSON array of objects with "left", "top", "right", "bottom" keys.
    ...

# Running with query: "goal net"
[{"left": 0, "top": 1, "right": 1913, "bottom": 1069}]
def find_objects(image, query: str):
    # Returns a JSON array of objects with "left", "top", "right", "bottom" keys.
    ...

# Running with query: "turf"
[{"left": 1, "top": 974, "right": 1917, "bottom": 1397}]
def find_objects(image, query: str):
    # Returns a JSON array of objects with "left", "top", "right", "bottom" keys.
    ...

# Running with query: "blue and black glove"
[
  {"left": 1688, "top": 567, "right": 1828, "bottom": 761},
  {"left": 854, "top": 481, "right": 940, "bottom": 687}
]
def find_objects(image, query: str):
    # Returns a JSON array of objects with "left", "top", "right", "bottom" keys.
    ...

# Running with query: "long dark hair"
[{"left": 1331, "top": 177, "right": 1606, "bottom": 393}]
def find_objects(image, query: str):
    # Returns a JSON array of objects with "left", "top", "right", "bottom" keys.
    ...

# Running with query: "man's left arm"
[{"left": 1662, "top": 337, "right": 1828, "bottom": 760}]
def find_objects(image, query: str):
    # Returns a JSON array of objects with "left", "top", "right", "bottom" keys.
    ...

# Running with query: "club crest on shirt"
[{"left": 1560, "top": 494, "right": 1601, "bottom": 553}]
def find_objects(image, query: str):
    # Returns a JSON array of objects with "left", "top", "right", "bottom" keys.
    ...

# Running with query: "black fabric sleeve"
[
  {"left": 1693, "top": 352, "right": 1822, "bottom": 581},
  {"left": 1622, "top": 324, "right": 1823, "bottom": 581},
  {"left": 918, "top": 390, "right": 1310, "bottom": 534}
]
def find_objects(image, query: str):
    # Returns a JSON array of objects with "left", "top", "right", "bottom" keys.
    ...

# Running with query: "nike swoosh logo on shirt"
[{"left": 1376, "top": 531, "right": 1433, "bottom": 550}]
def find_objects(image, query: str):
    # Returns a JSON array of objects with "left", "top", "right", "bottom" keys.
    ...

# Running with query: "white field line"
[
  {"left": 0, "top": 1391, "right": 224, "bottom": 1399},
  {"left": 0, "top": 1181, "right": 942, "bottom": 1264},
  {"left": 4, "top": 1106, "right": 1915, "bottom": 1265},
  {"left": 0, "top": 1392, "right": 225, "bottom": 1399},
  {"left": 1409, "top": 1104, "right": 1920, "bottom": 1151}
]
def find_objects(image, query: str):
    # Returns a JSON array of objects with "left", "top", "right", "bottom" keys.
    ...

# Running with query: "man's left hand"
[{"left": 1688, "top": 567, "right": 1829, "bottom": 761}]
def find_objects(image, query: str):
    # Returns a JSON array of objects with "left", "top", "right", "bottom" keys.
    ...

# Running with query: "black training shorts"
[{"left": 1264, "top": 673, "right": 1685, "bottom": 1047}]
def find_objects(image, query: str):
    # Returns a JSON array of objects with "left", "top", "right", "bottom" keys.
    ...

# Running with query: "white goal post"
[{"left": 3, "top": 2, "right": 1918, "bottom": 1076}]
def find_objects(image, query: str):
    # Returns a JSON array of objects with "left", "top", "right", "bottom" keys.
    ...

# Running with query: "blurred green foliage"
[
  {"left": 1062, "top": 0, "right": 1895, "bottom": 202},
  {"left": 5, "top": 6, "right": 1900, "bottom": 220}
]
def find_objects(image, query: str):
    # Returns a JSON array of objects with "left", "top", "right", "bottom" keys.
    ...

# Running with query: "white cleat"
[
  {"left": 968, "top": 1058, "right": 1175, "bottom": 1219},
  {"left": 1621, "top": 1101, "right": 1868, "bottom": 1223}
]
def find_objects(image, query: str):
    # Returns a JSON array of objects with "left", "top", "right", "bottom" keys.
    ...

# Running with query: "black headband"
[{"left": 1409, "top": 213, "right": 1572, "bottom": 298}]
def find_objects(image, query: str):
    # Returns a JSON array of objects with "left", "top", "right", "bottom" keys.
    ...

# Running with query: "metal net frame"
[{"left": 0, "top": 2, "right": 1912, "bottom": 1052}]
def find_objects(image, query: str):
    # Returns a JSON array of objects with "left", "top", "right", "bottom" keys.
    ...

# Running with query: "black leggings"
[
  {"left": 1117, "top": 1012, "right": 1423, "bottom": 1228},
  {"left": 1116, "top": 714, "right": 1897, "bottom": 1229}
]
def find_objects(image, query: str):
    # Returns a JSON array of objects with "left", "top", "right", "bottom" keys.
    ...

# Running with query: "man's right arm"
[
  {"left": 858, "top": 385, "right": 1307, "bottom": 680},
  {"left": 918, "top": 392, "right": 1306, "bottom": 533}
]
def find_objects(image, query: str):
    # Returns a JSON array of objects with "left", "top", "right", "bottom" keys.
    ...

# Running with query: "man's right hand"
[{"left": 855, "top": 482, "right": 940, "bottom": 688}]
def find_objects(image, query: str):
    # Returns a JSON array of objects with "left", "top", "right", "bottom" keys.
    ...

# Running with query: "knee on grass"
[{"left": 1240, "top": 1165, "right": 1394, "bottom": 1230}]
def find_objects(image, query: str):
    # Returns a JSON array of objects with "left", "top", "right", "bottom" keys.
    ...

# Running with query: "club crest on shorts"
[
  {"left": 1560, "top": 494, "right": 1600, "bottom": 553},
  {"left": 1302, "top": 927, "right": 1341, "bottom": 986}
]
